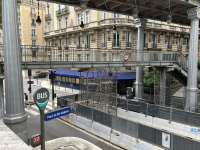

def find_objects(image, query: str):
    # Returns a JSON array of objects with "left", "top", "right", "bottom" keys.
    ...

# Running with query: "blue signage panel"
[{"left": 45, "top": 107, "right": 70, "bottom": 121}]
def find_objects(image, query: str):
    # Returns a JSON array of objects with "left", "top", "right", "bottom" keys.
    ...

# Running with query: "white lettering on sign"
[{"left": 37, "top": 92, "right": 48, "bottom": 99}]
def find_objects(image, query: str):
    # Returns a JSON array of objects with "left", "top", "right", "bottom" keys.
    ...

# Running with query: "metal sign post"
[
  {"left": 33, "top": 88, "right": 50, "bottom": 150},
  {"left": 70, "top": 84, "right": 73, "bottom": 93}
]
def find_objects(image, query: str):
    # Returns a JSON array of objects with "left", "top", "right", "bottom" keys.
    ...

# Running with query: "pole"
[
  {"left": 29, "top": 75, "right": 31, "bottom": 101},
  {"left": 39, "top": 109, "right": 45, "bottom": 150},
  {"left": 52, "top": 78, "right": 54, "bottom": 110}
]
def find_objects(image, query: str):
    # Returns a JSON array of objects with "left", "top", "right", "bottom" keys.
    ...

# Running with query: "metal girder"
[
  {"left": 110, "top": 3, "right": 121, "bottom": 9},
  {"left": 97, "top": 0, "right": 110, "bottom": 7}
]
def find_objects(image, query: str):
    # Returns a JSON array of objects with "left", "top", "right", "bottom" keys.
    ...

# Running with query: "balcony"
[
  {"left": 186, "top": 45, "right": 189, "bottom": 51},
  {"left": 126, "top": 42, "right": 131, "bottom": 47},
  {"left": 98, "top": 18, "right": 134, "bottom": 27},
  {"left": 45, "top": 14, "right": 51, "bottom": 20},
  {"left": 77, "top": 45, "right": 81, "bottom": 49},
  {"left": 58, "top": 46, "right": 62, "bottom": 50},
  {"left": 178, "top": 45, "right": 182, "bottom": 50},
  {"left": 167, "top": 45, "right": 172, "bottom": 49},
  {"left": 74, "top": 6, "right": 81, "bottom": 11},
  {"left": 144, "top": 43, "right": 148, "bottom": 48},
  {"left": 65, "top": 46, "right": 69, "bottom": 50},
  {"left": 31, "top": 23, "right": 36, "bottom": 27},
  {"left": 152, "top": 43, "right": 157, "bottom": 48},
  {"left": 85, "top": 44, "right": 90, "bottom": 49},
  {"left": 30, "top": 12, "right": 36, "bottom": 18},
  {"left": 31, "top": 34, "right": 37, "bottom": 40},
  {"left": 56, "top": 7, "right": 69, "bottom": 16},
  {"left": 22, "top": 0, "right": 46, "bottom": 8},
  {"left": 112, "top": 42, "right": 120, "bottom": 47},
  {"left": 102, "top": 43, "right": 107, "bottom": 48}
]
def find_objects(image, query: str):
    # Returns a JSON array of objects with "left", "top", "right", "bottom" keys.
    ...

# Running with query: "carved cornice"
[{"left": 187, "top": 7, "right": 200, "bottom": 20}]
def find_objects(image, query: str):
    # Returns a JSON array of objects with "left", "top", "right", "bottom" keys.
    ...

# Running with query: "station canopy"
[{"left": 42, "top": 0, "right": 200, "bottom": 26}]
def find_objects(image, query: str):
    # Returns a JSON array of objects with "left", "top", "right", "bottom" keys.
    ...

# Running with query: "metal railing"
[
  {"left": 30, "top": 12, "right": 36, "bottom": 17},
  {"left": 152, "top": 43, "right": 157, "bottom": 48},
  {"left": 98, "top": 18, "right": 134, "bottom": 26},
  {"left": 56, "top": 9, "right": 62, "bottom": 15},
  {"left": 186, "top": 45, "right": 189, "bottom": 50},
  {"left": 126, "top": 42, "right": 131, "bottom": 47},
  {"left": 65, "top": 46, "right": 69, "bottom": 50},
  {"left": 77, "top": 45, "right": 81, "bottom": 49},
  {"left": 58, "top": 46, "right": 62, "bottom": 50},
  {"left": 178, "top": 45, "right": 182, "bottom": 50},
  {"left": 56, "top": 7, "right": 69, "bottom": 16},
  {"left": 168, "top": 45, "right": 172, "bottom": 49},
  {"left": 58, "top": 97, "right": 200, "bottom": 150},
  {"left": 31, "top": 23, "right": 36, "bottom": 26},
  {"left": 22, "top": 0, "right": 46, "bottom": 8},
  {"left": 144, "top": 43, "right": 148, "bottom": 48},
  {"left": 112, "top": 42, "right": 120, "bottom": 47},
  {"left": 85, "top": 44, "right": 90, "bottom": 49},
  {"left": 31, "top": 34, "right": 37, "bottom": 37},
  {"left": 45, "top": 14, "right": 51, "bottom": 20},
  {"left": 102, "top": 43, "right": 107, "bottom": 48}
]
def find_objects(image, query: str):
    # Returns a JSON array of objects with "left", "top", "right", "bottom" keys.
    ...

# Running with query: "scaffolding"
[{"left": 79, "top": 72, "right": 118, "bottom": 115}]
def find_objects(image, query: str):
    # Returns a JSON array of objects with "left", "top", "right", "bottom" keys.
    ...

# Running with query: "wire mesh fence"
[{"left": 58, "top": 96, "right": 200, "bottom": 150}]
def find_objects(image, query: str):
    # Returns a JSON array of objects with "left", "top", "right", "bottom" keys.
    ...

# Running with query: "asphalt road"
[{"left": 23, "top": 78, "right": 120, "bottom": 150}]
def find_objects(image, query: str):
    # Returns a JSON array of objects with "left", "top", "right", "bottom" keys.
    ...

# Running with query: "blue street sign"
[{"left": 45, "top": 107, "right": 70, "bottom": 121}]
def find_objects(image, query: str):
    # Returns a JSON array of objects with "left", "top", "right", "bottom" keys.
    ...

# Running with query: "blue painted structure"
[
  {"left": 48, "top": 69, "right": 136, "bottom": 94},
  {"left": 45, "top": 107, "right": 70, "bottom": 121}
]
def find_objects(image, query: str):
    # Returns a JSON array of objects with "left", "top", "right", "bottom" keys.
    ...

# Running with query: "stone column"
[
  {"left": 185, "top": 7, "right": 200, "bottom": 111},
  {"left": 134, "top": 18, "right": 147, "bottom": 99},
  {"left": 2, "top": 0, "right": 27, "bottom": 142},
  {"left": 0, "top": 77, "right": 4, "bottom": 121},
  {"left": 160, "top": 67, "right": 166, "bottom": 106}
]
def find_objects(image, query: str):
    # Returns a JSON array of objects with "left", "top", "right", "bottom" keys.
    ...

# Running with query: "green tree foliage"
[{"left": 0, "top": 0, "right": 21, "bottom": 29}]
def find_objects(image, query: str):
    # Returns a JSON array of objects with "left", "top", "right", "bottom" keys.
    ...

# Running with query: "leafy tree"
[{"left": 0, "top": 0, "right": 21, "bottom": 29}]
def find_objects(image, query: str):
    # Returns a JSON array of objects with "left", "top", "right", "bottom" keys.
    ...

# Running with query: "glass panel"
[
  {"left": 76, "top": 78, "right": 79, "bottom": 84},
  {"left": 71, "top": 78, "right": 75, "bottom": 83},
  {"left": 69, "top": 77, "right": 71, "bottom": 83}
]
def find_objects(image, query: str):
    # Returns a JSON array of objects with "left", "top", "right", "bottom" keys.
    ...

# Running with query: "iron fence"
[
  {"left": 117, "top": 98, "right": 200, "bottom": 127},
  {"left": 58, "top": 96, "right": 200, "bottom": 150}
]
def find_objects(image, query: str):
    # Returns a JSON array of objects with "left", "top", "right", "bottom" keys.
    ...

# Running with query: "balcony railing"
[
  {"left": 144, "top": 43, "right": 148, "bottom": 48},
  {"left": 45, "top": 14, "right": 51, "bottom": 20},
  {"left": 102, "top": 43, "right": 107, "bottom": 48},
  {"left": 167, "top": 45, "right": 172, "bottom": 49},
  {"left": 77, "top": 45, "right": 81, "bottom": 49},
  {"left": 56, "top": 10, "right": 62, "bottom": 15},
  {"left": 58, "top": 46, "right": 62, "bottom": 50},
  {"left": 152, "top": 43, "right": 157, "bottom": 48},
  {"left": 85, "top": 44, "right": 90, "bottom": 49},
  {"left": 56, "top": 7, "right": 69, "bottom": 16},
  {"left": 186, "top": 45, "right": 189, "bottom": 50},
  {"left": 99, "top": 18, "right": 134, "bottom": 26},
  {"left": 30, "top": 12, "right": 36, "bottom": 17},
  {"left": 22, "top": 0, "right": 46, "bottom": 8},
  {"left": 126, "top": 42, "right": 131, "bottom": 47},
  {"left": 31, "top": 34, "right": 37, "bottom": 37},
  {"left": 65, "top": 46, "right": 69, "bottom": 50},
  {"left": 31, "top": 23, "right": 36, "bottom": 26},
  {"left": 112, "top": 42, "right": 120, "bottom": 47},
  {"left": 178, "top": 45, "right": 182, "bottom": 50}
]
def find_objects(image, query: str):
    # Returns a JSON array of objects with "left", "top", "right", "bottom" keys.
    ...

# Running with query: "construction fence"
[{"left": 58, "top": 96, "right": 200, "bottom": 150}]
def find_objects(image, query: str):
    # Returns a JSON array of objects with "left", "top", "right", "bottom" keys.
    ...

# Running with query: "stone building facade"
[{"left": 43, "top": 3, "right": 199, "bottom": 61}]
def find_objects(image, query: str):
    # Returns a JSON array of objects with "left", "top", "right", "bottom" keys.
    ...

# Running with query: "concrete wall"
[
  {"left": 117, "top": 108, "right": 200, "bottom": 142},
  {"left": 60, "top": 114, "right": 163, "bottom": 150},
  {"left": 0, "top": 120, "right": 31, "bottom": 150}
]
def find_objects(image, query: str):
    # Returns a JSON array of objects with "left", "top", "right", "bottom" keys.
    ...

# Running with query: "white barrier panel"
[{"left": 76, "top": 116, "right": 92, "bottom": 130}]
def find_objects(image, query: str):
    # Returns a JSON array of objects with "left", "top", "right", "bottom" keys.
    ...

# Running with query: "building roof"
[
  {"left": 42, "top": 0, "right": 200, "bottom": 26},
  {"left": 49, "top": 69, "right": 136, "bottom": 81}
]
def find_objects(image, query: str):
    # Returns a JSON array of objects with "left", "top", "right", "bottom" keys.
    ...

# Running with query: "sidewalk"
[{"left": 33, "top": 137, "right": 102, "bottom": 150}]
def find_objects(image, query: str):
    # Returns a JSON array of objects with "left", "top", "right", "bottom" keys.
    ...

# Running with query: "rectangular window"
[
  {"left": 66, "top": 77, "right": 69, "bottom": 82},
  {"left": 113, "top": 13, "right": 120, "bottom": 22},
  {"left": 152, "top": 35, "right": 156, "bottom": 44},
  {"left": 85, "top": 11, "right": 90, "bottom": 23},
  {"left": 62, "top": 77, "right": 66, "bottom": 82},
  {"left": 32, "top": 40, "right": 36, "bottom": 46},
  {"left": 68, "top": 77, "right": 72, "bottom": 83},
  {"left": 86, "top": 54, "right": 90, "bottom": 61},
  {"left": 66, "top": 55, "right": 68, "bottom": 61},
  {"left": 30, "top": 0, "right": 34, "bottom": 5},
  {"left": 144, "top": 34, "right": 147, "bottom": 44},
  {"left": 77, "top": 36, "right": 81, "bottom": 47},
  {"left": 49, "top": 40, "right": 51, "bottom": 46},
  {"left": 103, "top": 53, "right": 107, "bottom": 61},
  {"left": 76, "top": 78, "right": 79, "bottom": 84},
  {"left": 31, "top": 29, "right": 35, "bottom": 36},
  {"left": 65, "top": 18, "right": 68, "bottom": 28},
  {"left": 58, "top": 4, "right": 61, "bottom": 10},
  {"left": 31, "top": 8, "right": 35, "bottom": 15},
  {"left": 59, "top": 55, "right": 62, "bottom": 61},
  {"left": 103, "top": 12, "right": 107, "bottom": 20},
  {"left": 47, "top": 7, "right": 50, "bottom": 14},
  {"left": 66, "top": 38, "right": 68, "bottom": 47},
  {"left": 86, "top": 35, "right": 90, "bottom": 48},
  {"left": 186, "top": 38, "right": 189, "bottom": 46},
  {"left": 32, "top": 19, "right": 35, "bottom": 24},
  {"left": 77, "top": 14, "right": 81, "bottom": 25},
  {"left": 113, "top": 32, "right": 120, "bottom": 46},
  {"left": 59, "top": 39, "right": 62, "bottom": 47},
  {"left": 102, "top": 33, "right": 106, "bottom": 47},
  {"left": 48, "top": 55, "right": 51, "bottom": 61},
  {"left": 58, "top": 76, "right": 62, "bottom": 81},
  {"left": 58, "top": 19, "right": 61, "bottom": 29},
  {"left": 168, "top": 36, "right": 171, "bottom": 46},
  {"left": 32, "top": 51, "right": 36, "bottom": 57},
  {"left": 77, "top": 54, "right": 81, "bottom": 61},
  {"left": 47, "top": 23, "right": 50, "bottom": 32},
  {"left": 71, "top": 78, "right": 75, "bottom": 84},
  {"left": 127, "top": 32, "right": 131, "bottom": 42},
  {"left": 127, "top": 15, "right": 130, "bottom": 19},
  {"left": 178, "top": 38, "right": 182, "bottom": 46}
]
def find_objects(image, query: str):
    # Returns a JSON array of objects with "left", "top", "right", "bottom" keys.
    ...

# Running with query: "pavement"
[{"left": 23, "top": 78, "right": 121, "bottom": 150}]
